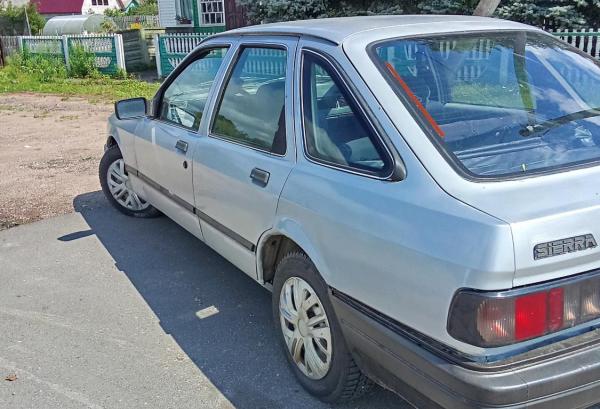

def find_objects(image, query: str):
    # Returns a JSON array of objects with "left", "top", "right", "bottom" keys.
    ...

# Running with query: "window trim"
[
  {"left": 300, "top": 48, "right": 397, "bottom": 180},
  {"left": 208, "top": 43, "right": 290, "bottom": 157},
  {"left": 153, "top": 45, "right": 231, "bottom": 132},
  {"left": 367, "top": 29, "right": 600, "bottom": 182}
]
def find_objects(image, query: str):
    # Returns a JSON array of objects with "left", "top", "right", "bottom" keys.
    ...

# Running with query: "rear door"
[
  {"left": 134, "top": 46, "right": 231, "bottom": 237},
  {"left": 193, "top": 38, "right": 298, "bottom": 278}
]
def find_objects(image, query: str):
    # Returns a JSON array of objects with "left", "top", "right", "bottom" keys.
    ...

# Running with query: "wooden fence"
[
  {"left": 120, "top": 30, "right": 150, "bottom": 71},
  {"left": 0, "top": 36, "right": 19, "bottom": 66}
]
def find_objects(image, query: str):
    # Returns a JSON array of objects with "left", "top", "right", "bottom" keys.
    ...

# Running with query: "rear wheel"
[
  {"left": 272, "top": 252, "right": 372, "bottom": 402},
  {"left": 99, "top": 145, "right": 160, "bottom": 218}
]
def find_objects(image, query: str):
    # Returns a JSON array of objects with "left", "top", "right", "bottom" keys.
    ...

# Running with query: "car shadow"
[{"left": 70, "top": 191, "right": 410, "bottom": 409}]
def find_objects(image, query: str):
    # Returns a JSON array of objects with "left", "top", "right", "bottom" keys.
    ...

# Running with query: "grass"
[
  {"left": 0, "top": 53, "right": 160, "bottom": 102},
  {"left": 0, "top": 71, "right": 160, "bottom": 102}
]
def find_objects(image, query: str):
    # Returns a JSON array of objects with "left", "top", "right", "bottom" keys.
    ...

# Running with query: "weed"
[{"left": 68, "top": 45, "right": 100, "bottom": 79}]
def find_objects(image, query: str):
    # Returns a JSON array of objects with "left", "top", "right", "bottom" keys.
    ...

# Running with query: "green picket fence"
[
  {"left": 154, "top": 33, "right": 212, "bottom": 77},
  {"left": 550, "top": 28, "right": 600, "bottom": 59},
  {"left": 20, "top": 34, "right": 125, "bottom": 75},
  {"left": 154, "top": 32, "right": 290, "bottom": 78}
]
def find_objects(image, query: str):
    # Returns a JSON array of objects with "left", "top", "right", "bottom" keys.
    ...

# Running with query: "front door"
[
  {"left": 193, "top": 39, "right": 298, "bottom": 278},
  {"left": 134, "top": 47, "right": 231, "bottom": 237}
]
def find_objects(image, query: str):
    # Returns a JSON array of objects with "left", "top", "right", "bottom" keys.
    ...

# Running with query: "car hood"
[{"left": 443, "top": 164, "right": 600, "bottom": 287}]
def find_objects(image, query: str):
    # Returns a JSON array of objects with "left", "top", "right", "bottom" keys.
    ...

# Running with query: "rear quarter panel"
[{"left": 277, "top": 39, "right": 515, "bottom": 355}]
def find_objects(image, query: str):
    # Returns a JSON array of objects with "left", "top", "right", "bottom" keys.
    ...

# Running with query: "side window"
[
  {"left": 212, "top": 47, "right": 287, "bottom": 155},
  {"left": 159, "top": 47, "right": 228, "bottom": 130},
  {"left": 302, "top": 52, "right": 390, "bottom": 174}
]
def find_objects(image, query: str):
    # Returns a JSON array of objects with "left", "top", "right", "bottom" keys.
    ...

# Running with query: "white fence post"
[
  {"left": 17, "top": 36, "right": 23, "bottom": 52},
  {"left": 62, "top": 35, "right": 70, "bottom": 71},
  {"left": 154, "top": 34, "right": 162, "bottom": 78},
  {"left": 114, "top": 33, "right": 126, "bottom": 72}
]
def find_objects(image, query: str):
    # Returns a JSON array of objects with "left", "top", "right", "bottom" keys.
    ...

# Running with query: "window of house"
[
  {"left": 199, "top": 0, "right": 225, "bottom": 25},
  {"left": 176, "top": 0, "right": 193, "bottom": 21},
  {"left": 212, "top": 47, "right": 288, "bottom": 154},
  {"left": 302, "top": 52, "right": 391, "bottom": 175},
  {"left": 159, "top": 47, "right": 229, "bottom": 130}
]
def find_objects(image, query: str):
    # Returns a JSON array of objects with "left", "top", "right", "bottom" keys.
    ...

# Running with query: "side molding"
[{"left": 125, "top": 164, "right": 256, "bottom": 252}]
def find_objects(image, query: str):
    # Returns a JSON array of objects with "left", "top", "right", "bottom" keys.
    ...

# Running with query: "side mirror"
[{"left": 115, "top": 97, "right": 147, "bottom": 120}]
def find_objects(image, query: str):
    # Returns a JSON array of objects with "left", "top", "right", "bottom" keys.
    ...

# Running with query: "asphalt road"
[{"left": 0, "top": 191, "right": 410, "bottom": 409}]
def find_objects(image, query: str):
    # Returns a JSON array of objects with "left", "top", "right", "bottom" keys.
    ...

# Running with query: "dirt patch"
[{"left": 0, "top": 93, "right": 112, "bottom": 230}]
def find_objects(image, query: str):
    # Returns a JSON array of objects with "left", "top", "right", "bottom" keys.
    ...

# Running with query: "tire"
[
  {"left": 272, "top": 252, "right": 373, "bottom": 402},
  {"left": 99, "top": 145, "right": 160, "bottom": 218}
]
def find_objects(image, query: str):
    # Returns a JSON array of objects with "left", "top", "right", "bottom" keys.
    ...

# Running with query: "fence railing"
[
  {"left": 155, "top": 33, "right": 210, "bottom": 77},
  {"left": 19, "top": 34, "right": 125, "bottom": 75},
  {"left": 112, "top": 15, "right": 161, "bottom": 31},
  {"left": 0, "top": 36, "right": 20, "bottom": 66},
  {"left": 550, "top": 28, "right": 600, "bottom": 59}
]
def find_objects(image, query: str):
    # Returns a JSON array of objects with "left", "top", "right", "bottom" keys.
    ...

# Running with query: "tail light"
[{"left": 448, "top": 275, "right": 600, "bottom": 347}]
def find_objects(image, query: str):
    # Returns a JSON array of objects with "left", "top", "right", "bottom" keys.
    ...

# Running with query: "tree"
[
  {"left": 0, "top": 1, "right": 45, "bottom": 35},
  {"left": 237, "top": 0, "right": 600, "bottom": 28},
  {"left": 473, "top": 0, "right": 501, "bottom": 16},
  {"left": 127, "top": 0, "right": 158, "bottom": 16},
  {"left": 495, "top": 0, "right": 588, "bottom": 28}
]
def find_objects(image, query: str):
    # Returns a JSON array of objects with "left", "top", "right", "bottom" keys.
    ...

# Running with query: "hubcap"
[
  {"left": 107, "top": 159, "right": 149, "bottom": 211},
  {"left": 279, "top": 277, "right": 332, "bottom": 380}
]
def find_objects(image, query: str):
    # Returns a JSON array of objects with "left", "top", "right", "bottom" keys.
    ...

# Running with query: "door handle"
[
  {"left": 175, "top": 139, "right": 188, "bottom": 153},
  {"left": 250, "top": 168, "right": 270, "bottom": 187}
]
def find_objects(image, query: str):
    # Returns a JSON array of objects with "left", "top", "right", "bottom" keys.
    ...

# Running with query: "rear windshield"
[{"left": 372, "top": 31, "right": 600, "bottom": 178}]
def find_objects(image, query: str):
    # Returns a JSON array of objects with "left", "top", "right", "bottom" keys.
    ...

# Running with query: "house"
[
  {"left": 32, "top": 0, "right": 124, "bottom": 19},
  {"left": 157, "top": 0, "right": 246, "bottom": 33},
  {"left": 123, "top": 0, "right": 139, "bottom": 13}
]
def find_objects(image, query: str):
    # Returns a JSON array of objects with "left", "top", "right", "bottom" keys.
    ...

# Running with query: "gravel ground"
[{"left": 0, "top": 93, "right": 109, "bottom": 230}]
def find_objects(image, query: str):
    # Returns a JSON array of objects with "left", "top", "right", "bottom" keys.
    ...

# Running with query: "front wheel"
[
  {"left": 99, "top": 145, "right": 160, "bottom": 218},
  {"left": 272, "top": 252, "right": 372, "bottom": 402}
]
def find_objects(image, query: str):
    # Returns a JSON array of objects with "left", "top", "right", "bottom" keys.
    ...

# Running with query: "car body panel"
[
  {"left": 343, "top": 25, "right": 600, "bottom": 288},
  {"left": 108, "top": 15, "right": 600, "bottom": 362},
  {"left": 191, "top": 36, "right": 299, "bottom": 280}
]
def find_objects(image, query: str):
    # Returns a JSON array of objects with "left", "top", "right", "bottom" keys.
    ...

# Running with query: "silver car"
[{"left": 100, "top": 15, "right": 600, "bottom": 408}]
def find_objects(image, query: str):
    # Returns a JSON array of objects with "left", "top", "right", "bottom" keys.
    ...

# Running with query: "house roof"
[{"left": 32, "top": 0, "right": 84, "bottom": 14}]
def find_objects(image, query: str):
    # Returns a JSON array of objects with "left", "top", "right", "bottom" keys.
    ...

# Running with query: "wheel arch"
[
  {"left": 257, "top": 218, "right": 332, "bottom": 286},
  {"left": 105, "top": 135, "right": 119, "bottom": 149}
]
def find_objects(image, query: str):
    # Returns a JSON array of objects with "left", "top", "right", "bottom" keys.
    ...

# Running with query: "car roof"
[{"left": 216, "top": 15, "right": 538, "bottom": 45}]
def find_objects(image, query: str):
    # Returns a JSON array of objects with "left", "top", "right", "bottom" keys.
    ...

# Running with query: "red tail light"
[{"left": 448, "top": 275, "right": 600, "bottom": 347}]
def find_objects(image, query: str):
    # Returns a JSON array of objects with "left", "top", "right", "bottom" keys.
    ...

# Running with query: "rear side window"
[
  {"left": 302, "top": 52, "right": 391, "bottom": 175},
  {"left": 160, "top": 47, "right": 228, "bottom": 130},
  {"left": 212, "top": 47, "right": 288, "bottom": 155}
]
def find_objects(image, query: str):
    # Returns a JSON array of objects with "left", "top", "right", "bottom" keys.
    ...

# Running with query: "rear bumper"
[{"left": 330, "top": 290, "right": 600, "bottom": 409}]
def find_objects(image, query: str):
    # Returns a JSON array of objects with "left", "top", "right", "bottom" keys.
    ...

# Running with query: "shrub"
[
  {"left": 112, "top": 68, "right": 128, "bottom": 80},
  {"left": 68, "top": 45, "right": 100, "bottom": 79},
  {"left": 10, "top": 51, "right": 67, "bottom": 82}
]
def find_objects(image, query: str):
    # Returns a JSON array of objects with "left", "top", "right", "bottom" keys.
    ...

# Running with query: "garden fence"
[
  {"left": 154, "top": 33, "right": 288, "bottom": 78},
  {"left": 154, "top": 33, "right": 209, "bottom": 77},
  {"left": 550, "top": 28, "right": 600, "bottom": 58},
  {"left": 18, "top": 34, "right": 125, "bottom": 75},
  {"left": 0, "top": 36, "right": 20, "bottom": 66},
  {"left": 112, "top": 15, "right": 160, "bottom": 31}
]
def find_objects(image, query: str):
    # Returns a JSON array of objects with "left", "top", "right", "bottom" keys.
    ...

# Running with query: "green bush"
[
  {"left": 9, "top": 51, "right": 67, "bottom": 82},
  {"left": 68, "top": 45, "right": 100, "bottom": 79}
]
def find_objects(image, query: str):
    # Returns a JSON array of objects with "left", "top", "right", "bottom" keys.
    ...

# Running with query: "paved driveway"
[{"left": 0, "top": 191, "right": 409, "bottom": 409}]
